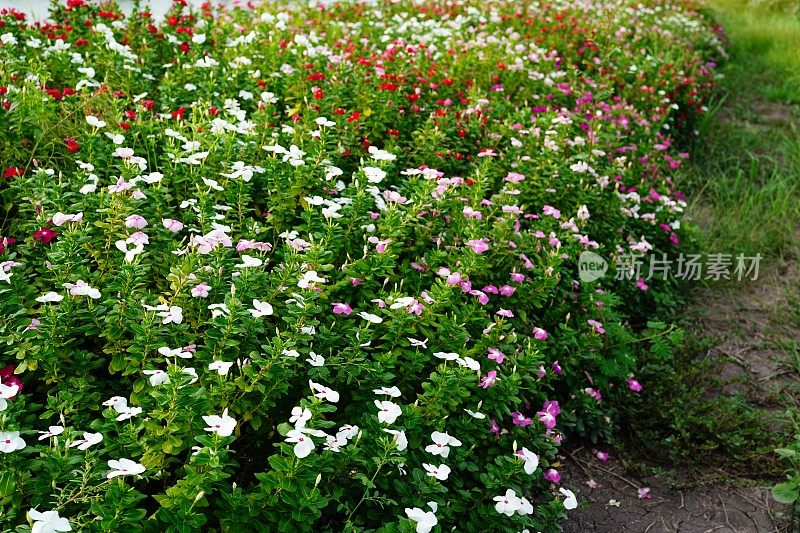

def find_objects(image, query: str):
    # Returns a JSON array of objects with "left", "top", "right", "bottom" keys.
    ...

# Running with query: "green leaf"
[{"left": 772, "top": 482, "right": 799, "bottom": 504}]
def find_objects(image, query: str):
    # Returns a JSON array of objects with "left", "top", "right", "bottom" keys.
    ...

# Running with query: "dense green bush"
[{"left": 0, "top": 0, "right": 720, "bottom": 530}]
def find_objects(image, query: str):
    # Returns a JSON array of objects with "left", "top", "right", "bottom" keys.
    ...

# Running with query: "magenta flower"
[
  {"left": 350, "top": 277, "right": 364, "bottom": 286},
  {"left": 536, "top": 401, "right": 560, "bottom": 429},
  {"left": 466, "top": 239, "right": 489, "bottom": 253},
  {"left": 596, "top": 450, "right": 609, "bottom": 463},
  {"left": 532, "top": 327, "right": 548, "bottom": 341},
  {"left": 498, "top": 285, "right": 515, "bottom": 297},
  {"left": 332, "top": 302, "right": 353, "bottom": 315},
  {"left": 511, "top": 411, "right": 532, "bottom": 427},
  {"left": 487, "top": 348, "right": 505, "bottom": 364},
  {"left": 543, "top": 468, "right": 561, "bottom": 484},
  {"left": 638, "top": 487, "right": 652, "bottom": 499},
  {"left": 490, "top": 419, "right": 500, "bottom": 437},
  {"left": 479, "top": 370, "right": 497, "bottom": 389},
  {"left": 636, "top": 278, "right": 649, "bottom": 291},
  {"left": 551, "top": 361, "right": 562, "bottom": 375},
  {"left": 510, "top": 272, "right": 525, "bottom": 283},
  {"left": 627, "top": 379, "right": 642, "bottom": 392}
]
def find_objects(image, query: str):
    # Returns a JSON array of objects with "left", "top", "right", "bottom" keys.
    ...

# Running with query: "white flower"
[
  {"left": 372, "top": 386, "right": 401, "bottom": 398},
  {"left": 297, "top": 270, "right": 326, "bottom": 289},
  {"left": 51, "top": 212, "right": 83, "bottom": 226},
  {"left": 517, "top": 447, "right": 540, "bottom": 475},
  {"left": 560, "top": 487, "right": 578, "bottom": 510},
  {"left": 289, "top": 407, "right": 312, "bottom": 428},
  {"left": 37, "top": 425, "right": 65, "bottom": 441},
  {"left": 368, "top": 146, "right": 397, "bottom": 161},
  {"left": 405, "top": 505, "right": 438, "bottom": 533},
  {"left": 422, "top": 463, "right": 451, "bottom": 481},
  {"left": 374, "top": 400, "right": 402, "bottom": 424},
  {"left": 285, "top": 429, "right": 315, "bottom": 458},
  {"left": 235, "top": 254, "right": 263, "bottom": 268},
  {"left": 362, "top": 166, "right": 387, "bottom": 184},
  {"left": 464, "top": 408, "right": 486, "bottom": 419},
  {"left": 106, "top": 458, "right": 146, "bottom": 479},
  {"left": 27, "top": 509, "right": 72, "bottom": 533},
  {"left": 208, "top": 360, "right": 233, "bottom": 376},
  {"left": 493, "top": 489, "right": 522, "bottom": 516},
  {"left": 249, "top": 299, "right": 273, "bottom": 318},
  {"left": 309, "top": 380, "right": 339, "bottom": 403},
  {"left": 85, "top": 115, "right": 106, "bottom": 128},
  {"left": 157, "top": 306, "right": 183, "bottom": 324},
  {"left": 115, "top": 406, "right": 142, "bottom": 422},
  {"left": 383, "top": 428, "right": 408, "bottom": 451},
  {"left": 358, "top": 312, "right": 383, "bottom": 324},
  {"left": 0, "top": 431, "right": 25, "bottom": 453},
  {"left": 158, "top": 346, "right": 192, "bottom": 359},
  {"left": 433, "top": 352, "right": 459, "bottom": 361},
  {"left": 425, "top": 431, "right": 461, "bottom": 458},
  {"left": 0, "top": 382, "right": 19, "bottom": 412},
  {"left": 36, "top": 292, "right": 64, "bottom": 303},
  {"left": 203, "top": 408, "right": 237, "bottom": 437},
  {"left": 69, "top": 432, "right": 103, "bottom": 450},
  {"left": 63, "top": 280, "right": 101, "bottom": 299},
  {"left": 306, "top": 352, "right": 325, "bottom": 367},
  {"left": 143, "top": 369, "right": 170, "bottom": 386}
]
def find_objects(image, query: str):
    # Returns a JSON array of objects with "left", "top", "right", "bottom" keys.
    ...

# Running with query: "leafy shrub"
[{"left": 0, "top": 0, "right": 721, "bottom": 531}]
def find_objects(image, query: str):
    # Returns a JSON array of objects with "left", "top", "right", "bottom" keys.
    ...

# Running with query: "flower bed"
[{"left": 0, "top": 1, "right": 721, "bottom": 531}]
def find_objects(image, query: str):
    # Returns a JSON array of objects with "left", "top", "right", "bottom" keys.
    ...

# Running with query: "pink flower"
[
  {"left": 162, "top": 218, "right": 184, "bottom": 232},
  {"left": 191, "top": 283, "right": 210, "bottom": 298},
  {"left": 445, "top": 272, "right": 462, "bottom": 286},
  {"left": 505, "top": 172, "right": 525, "bottom": 183},
  {"left": 496, "top": 309, "right": 514, "bottom": 318},
  {"left": 584, "top": 387, "right": 602, "bottom": 401},
  {"left": 543, "top": 468, "right": 561, "bottom": 484},
  {"left": 636, "top": 278, "right": 649, "bottom": 291},
  {"left": 510, "top": 272, "right": 525, "bottom": 283},
  {"left": 125, "top": 215, "right": 148, "bottom": 229},
  {"left": 536, "top": 401, "right": 560, "bottom": 429},
  {"left": 351, "top": 277, "right": 364, "bottom": 286},
  {"left": 479, "top": 370, "right": 497, "bottom": 389},
  {"left": 487, "top": 348, "right": 505, "bottom": 364},
  {"left": 587, "top": 319, "right": 605, "bottom": 334},
  {"left": 542, "top": 205, "right": 561, "bottom": 219},
  {"left": 332, "top": 302, "right": 352, "bottom": 315},
  {"left": 407, "top": 300, "right": 424, "bottom": 315},
  {"left": 637, "top": 487, "right": 652, "bottom": 499},
  {"left": 596, "top": 450, "right": 609, "bottom": 463},
  {"left": 627, "top": 379, "right": 642, "bottom": 392},
  {"left": 490, "top": 419, "right": 500, "bottom": 437},
  {"left": 532, "top": 327, "right": 548, "bottom": 341},
  {"left": 466, "top": 239, "right": 489, "bottom": 253},
  {"left": 375, "top": 238, "right": 391, "bottom": 253},
  {"left": 551, "top": 361, "right": 562, "bottom": 375}
]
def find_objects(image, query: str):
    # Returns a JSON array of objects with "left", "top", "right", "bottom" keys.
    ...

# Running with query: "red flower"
[
  {"left": 179, "top": 42, "right": 190, "bottom": 53},
  {"left": 0, "top": 364, "right": 21, "bottom": 391},
  {"left": 0, "top": 236, "right": 15, "bottom": 255},
  {"left": 33, "top": 225, "right": 58, "bottom": 244},
  {"left": 171, "top": 107, "right": 186, "bottom": 119},
  {"left": 64, "top": 138, "right": 80, "bottom": 153},
  {"left": 3, "top": 167, "right": 22, "bottom": 179},
  {"left": 347, "top": 111, "right": 360, "bottom": 123}
]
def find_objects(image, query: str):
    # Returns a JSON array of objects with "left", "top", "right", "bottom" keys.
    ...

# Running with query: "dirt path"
[{"left": 560, "top": 255, "right": 800, "bottom": 532}]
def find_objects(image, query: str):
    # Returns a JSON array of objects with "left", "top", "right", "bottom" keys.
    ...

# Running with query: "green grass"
[{"left": 683, "top": 0, "right": 800, "bottom": 258}]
